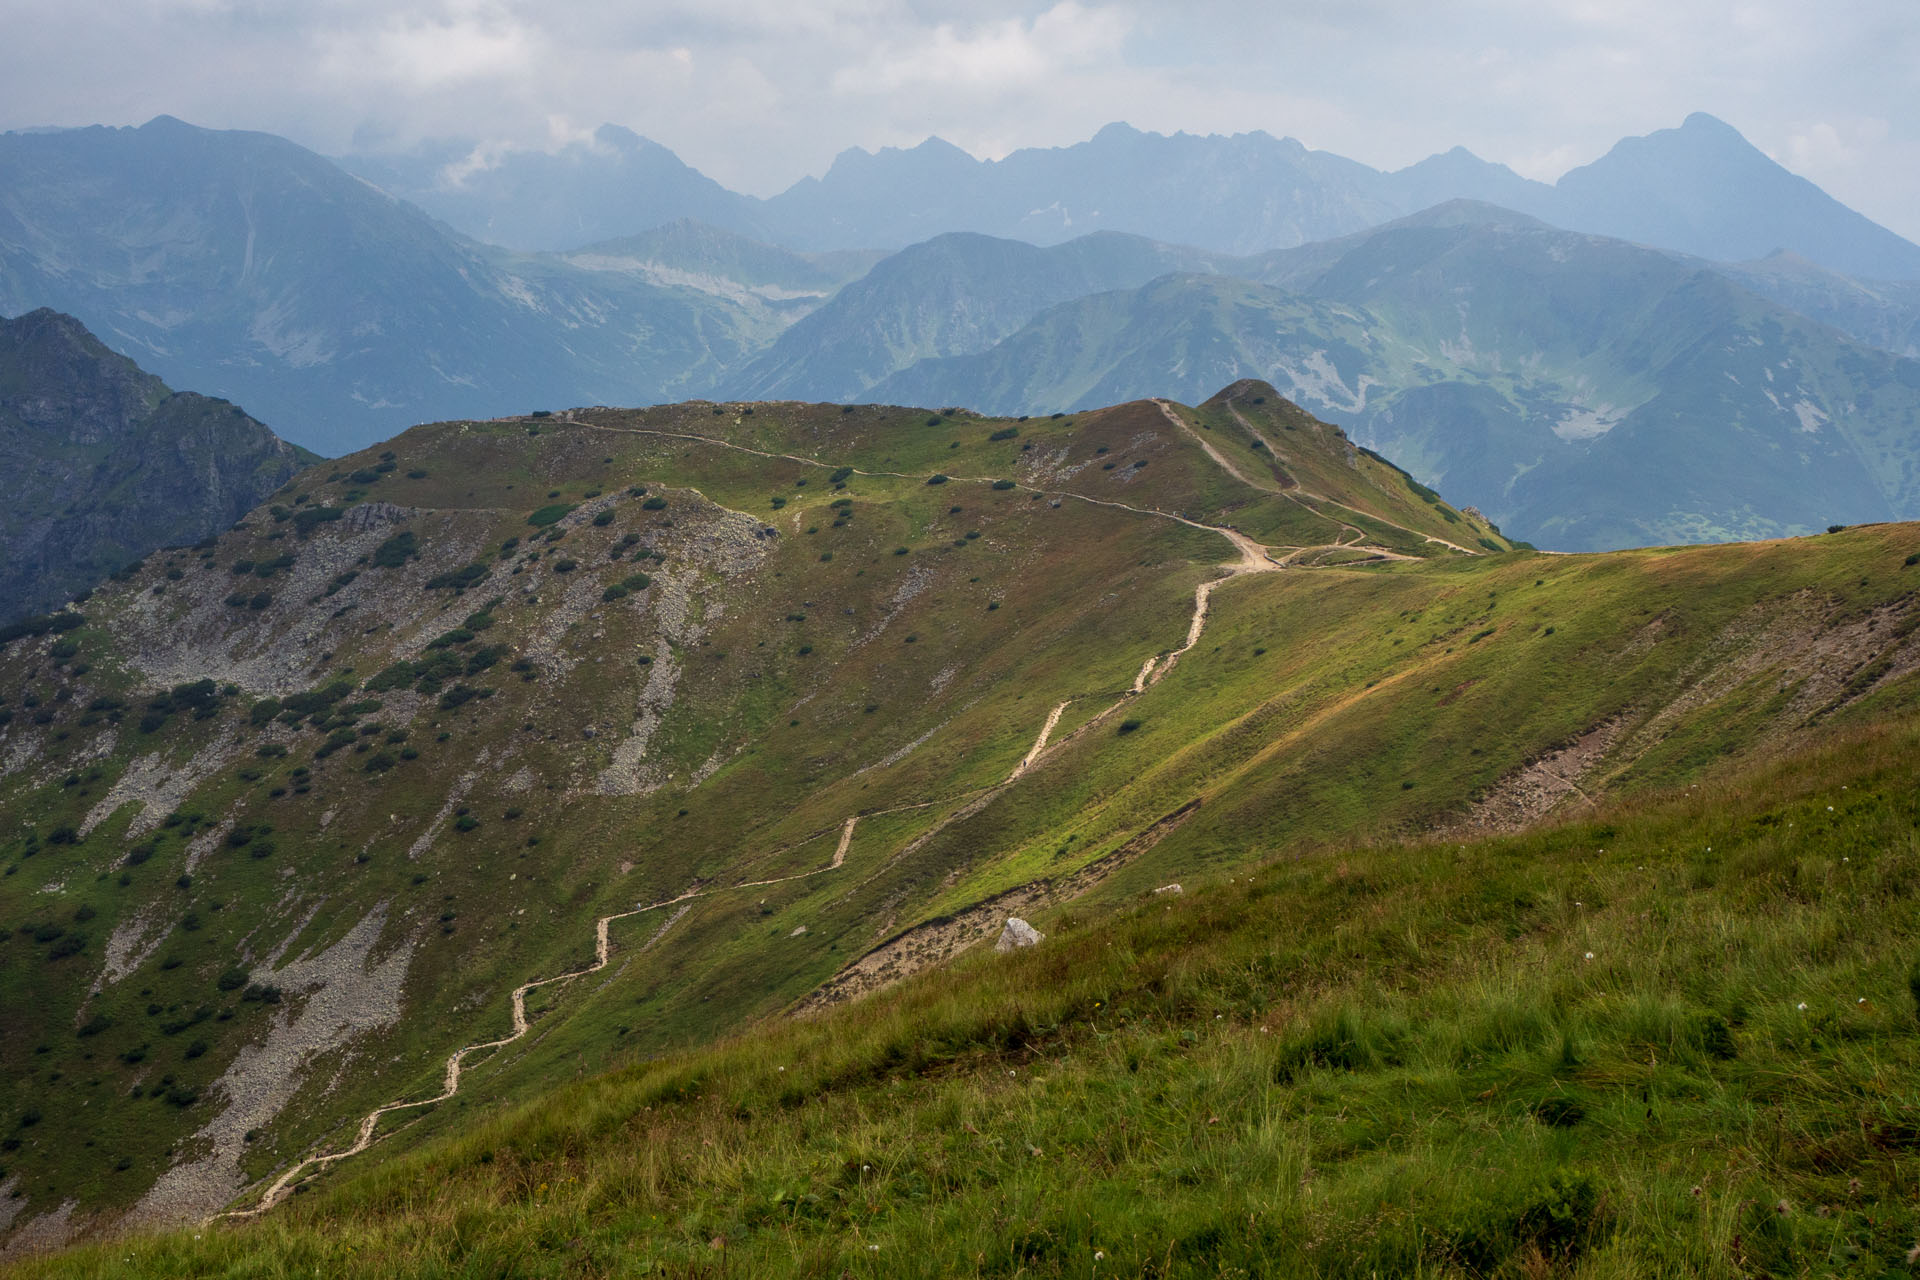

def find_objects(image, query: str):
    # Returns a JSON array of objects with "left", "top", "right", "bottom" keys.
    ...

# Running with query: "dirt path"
[
  {"left": 217, "top": 420, "right": 1298, "bottom": 1222},
  {"left": 1155, "top": 398, "right": 1477, "bottom": 558},
  {"left": 1009, "top": 702, "right": 1069, "bottom": 781},
  {"left": 217, "top": 807, "right": 885, "bottom": 1218}
]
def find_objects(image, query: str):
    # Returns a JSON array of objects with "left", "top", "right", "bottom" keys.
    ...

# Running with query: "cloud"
[
  {"left": 0, "top": 0, "right": 1914, "bottom": 240},
  {"left": 830, "top": 2, "right": 1131, "bottom": 94}
]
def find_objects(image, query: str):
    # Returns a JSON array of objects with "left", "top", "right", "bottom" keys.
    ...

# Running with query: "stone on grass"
[{"left": 996, "top": 917, "right": 1043, "bottom": 953}]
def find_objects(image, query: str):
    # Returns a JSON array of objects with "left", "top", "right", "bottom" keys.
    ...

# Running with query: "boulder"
[{"left": 995, "top": 917, "right": 1044, "bottom": 952}]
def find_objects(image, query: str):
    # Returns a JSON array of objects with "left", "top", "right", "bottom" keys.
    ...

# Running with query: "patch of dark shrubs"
[
  {"left": 0, "top": 610, "right": 85, "bottom": 652},
  {"left": 425, "top": 562, "right": 490, "bottom": 592},
  {"left": 370, "top": 531, "right": 418, "bottom": 568}
]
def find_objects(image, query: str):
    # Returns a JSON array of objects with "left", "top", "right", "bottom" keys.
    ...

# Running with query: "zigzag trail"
[
  {"left": 216, "top": 410, "right": 1311, "bottom": 1220},
  {"left": 1200, "top": 398, "right": 1480, "bottom": 558}
]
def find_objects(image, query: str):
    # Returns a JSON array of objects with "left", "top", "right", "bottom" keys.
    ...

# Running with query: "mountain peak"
[{"left": 1680, "top": 111, "right": 1741, "bottom": 137}]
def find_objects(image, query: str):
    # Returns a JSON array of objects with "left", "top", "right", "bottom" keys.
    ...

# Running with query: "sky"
[{"left": 2, "top": 0, "right": 1917, "bottom": 242}]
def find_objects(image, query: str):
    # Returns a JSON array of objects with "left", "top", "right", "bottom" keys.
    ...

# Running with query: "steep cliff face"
[{"left": 0, "top": 308, "right": 308, "bottom": 623}]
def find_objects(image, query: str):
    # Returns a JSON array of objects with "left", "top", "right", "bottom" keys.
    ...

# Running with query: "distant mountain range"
[
  {"left": 6, "top": 114, "right": 1920, "bottom": 554},
  {"left": 0, "top": 308, "right": 306, "bottom": 624},
  {"left": 0, "top": 118, "right": 783, "bottom": 453},
  {"left": 342, "top": 114, "right": 1920, "bottom": 282},
  {"left": 858, "top": 208, "right": 1920, "bottom": 549}
]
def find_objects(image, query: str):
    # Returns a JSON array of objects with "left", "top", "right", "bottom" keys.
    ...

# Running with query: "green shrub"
[
  {"left": 989, "top": 427, "right": 1019, "bottom": 441},
  {"left": 425, "top": 563, "right": 490, "bottom": 591},
  {"left": 926, "top": 474, "right": 949, "bottom": 485},
  {"left": 992, "top": 479, "right": 1016, "bottom": 490},
  {"left": 642, "top": 497, "right": 668, "bottom": 511},
  {"left": 829, "top": 467, "right": 853, "bottom": 484},
  {"left": 592, "top": 510, "right": 616, "bottom": 526},
  {"left": 292, "top": 506, "right": 343, "bottom": 538},
  {"left": 370, "top": 531, "right": 418, "bottom": 568},
  {"left": 527, "top": 504, "right": 575, "bottom": 527},
  {"left": 1439, "top": 1168, "right": 1602, "bottom": 1273},
  {"left": 0, "top": 610, "right": 85, "bottom": 652}
]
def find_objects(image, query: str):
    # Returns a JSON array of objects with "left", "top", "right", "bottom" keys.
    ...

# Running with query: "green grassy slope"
[
  {"left": 0, "top": 386, "right": 1492, "bottom": 1242},
  {"left": 1, "top": 385, "right": 1916, "bottom": 1261},
  {"left": 20, "top": 699, "right": 1920, "bottom": 1278}
]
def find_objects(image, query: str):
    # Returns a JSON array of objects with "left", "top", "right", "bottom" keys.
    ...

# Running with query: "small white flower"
[
  {"left": 1797, "top": 1002, "right": 1809, "bottom": 1011},
  {"left": 1583, "top": 951, "right": 1595, "bottom": 961},
  {"left": 1095, "top": 1250, "right": 1106, "bottom": 1261},
  {"left": 867, "top": 1244, "right": 880, "bottom": 1252}
]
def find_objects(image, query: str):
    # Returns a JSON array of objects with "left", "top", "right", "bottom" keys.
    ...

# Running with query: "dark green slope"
[{"left": 0, "top": 308, "right": 306, "bottom": 625}]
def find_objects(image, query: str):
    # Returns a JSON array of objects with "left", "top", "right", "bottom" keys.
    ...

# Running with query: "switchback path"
[{"left": 216, "top": 412, "right": 1301, "bottom": 1221}]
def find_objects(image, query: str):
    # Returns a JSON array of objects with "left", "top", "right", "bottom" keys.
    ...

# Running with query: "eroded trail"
[
  {"left": 1212, "top": 399, "right": 1479, "bottom": 557},
  {"left": 218, "top": 422, "right": 1294, "bottom": 1221},
  {"left": 1009, "top": 702, "right": 1069, "bottom": 781}
]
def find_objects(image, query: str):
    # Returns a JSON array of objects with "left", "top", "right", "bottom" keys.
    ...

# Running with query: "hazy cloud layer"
[{"left": 3, "top": 0, "right": 1916, "bottom": 242}]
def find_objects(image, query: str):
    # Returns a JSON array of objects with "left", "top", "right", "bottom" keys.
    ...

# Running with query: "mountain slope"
[
  {"left": 728, "top": 231, "right": 1237, "bottom": 402},
  {"left": 30, "top": 704, "right": 1920, "bottom": 1277},
  {"left": 6, "top": 387, "right": 1920, "bottom": 1260},
  {"left": 1715, "top": 250, "right": 1920, "bottom": 360},
  {"left": 0, "top": 386, "right": 1495, "bottom": 1248},
  {"left": 5, "top": 391, "right": 1920, "bottom": 1271},
  {"left": 338, "top": 125, "right": 772, "bottom": 252},
  {"left": 876, "top": 216, "right": 1920, "bottom": 549},
  {"left": 1540, "top": 112, "right": 1920, "bottom": 281},
  {"left": 0, "top": 308, "right": 306, "bottom": 625},
  {"left": 0, "top": 119, "right": 781, "bottom": 454},
  {"left": 557, "top": 219, "right": 882, "bottom": 305}
]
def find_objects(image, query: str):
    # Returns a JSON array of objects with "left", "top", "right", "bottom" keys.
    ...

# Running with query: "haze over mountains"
[
  {"left": 344, "top": 114, "right": 1920, "bottom": 282},
  {"left": 7, "top": 111, "right": 1920, "bottom": 553},
  {"left": 10, "top": 87, "right": 1920, "bottom": 1274},
  {"left": 0, "top": 308, "right": 305, "bottom": 623}
]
